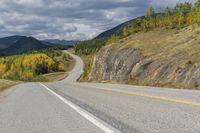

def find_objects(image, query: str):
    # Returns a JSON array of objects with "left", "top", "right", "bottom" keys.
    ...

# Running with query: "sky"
[{"left": 0, "top": 0, "right": 196, "bottom": 40}]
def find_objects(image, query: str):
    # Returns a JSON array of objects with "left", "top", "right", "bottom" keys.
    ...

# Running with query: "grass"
[
  {"left": 0, "top": 79, "right": 20, "bottom": 92},
  {"left": 42, "top": 72, "right": 68, "bottom": 82},
  {"left": 79, "top": 54, "right": 95, "bottom": 81},
  {"left": 116, "top": 25, "right": 200, "bottom": 66},
  {"left": 71, "top": 48, "right": 94, "bottom": 81}
]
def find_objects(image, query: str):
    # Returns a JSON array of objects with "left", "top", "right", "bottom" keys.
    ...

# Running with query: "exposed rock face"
[
  {"left": 91, "top": 46, "right": 144, "bottom": 81},
  {"left": 90, "top": 46, "right": 200, "bottom": 89}
]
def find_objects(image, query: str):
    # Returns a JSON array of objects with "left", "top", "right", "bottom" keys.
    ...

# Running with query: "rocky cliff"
[{"left": 90, "top": 26, "right": 200, "bottom": 89}]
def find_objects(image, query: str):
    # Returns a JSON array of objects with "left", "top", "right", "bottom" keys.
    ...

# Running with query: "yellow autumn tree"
[
  {"left": 58, "top": 63, "right": 65, "bottom": 71},
  {"left": 0, "top": 64, "right": 6, "bottom": 77},
  {"left": 22, "top": 54, "right": 55, "bottom": 74}
]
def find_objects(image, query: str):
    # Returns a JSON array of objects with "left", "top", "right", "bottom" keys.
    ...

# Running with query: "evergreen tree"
[
  {"left": 165, "top": 7, "right": 171, "bottom": 17},
  {"left": 194, "top": 0, "right": 200, "bottom": 9},
  {"left": 146, "top": 7, "right": 155, "bottom": 19}
]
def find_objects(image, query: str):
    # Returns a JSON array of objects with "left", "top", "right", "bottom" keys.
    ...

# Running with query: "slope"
[
  {"left": 43, "top": 39, "right": 77, "bottom": 46},
  {"left": 0, "top": 36, "right": 25, "bottom": 49},
  {"left": 0, "top": 37, "right": 51, "bottom": 55},
  {"left": 95, "top": 16, "right": 144, "bottom": 39},
  {"left": 90, "top": 25, "right": 200, "bottom": 89}
]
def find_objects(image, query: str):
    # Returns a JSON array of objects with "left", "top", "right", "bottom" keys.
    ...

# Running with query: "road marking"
[
  {"left": 78, "top": 84, "right": 200, "bottom": 107},
  {"left": 40, "top": 83, "right": 117, "bottom": 133}
]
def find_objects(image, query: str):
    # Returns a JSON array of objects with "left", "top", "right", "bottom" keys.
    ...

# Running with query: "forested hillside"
[
  {"left": 0, "top": 36, "right": 73, "bottom": 56},
  {"left": 0, "top": 36, "right": 24, "bottom": 49},
  {"left": 0, "top": 49, "right": 72, "bottom": 81},
  {"left": 1, "top": 37, "right": 50, "bottom": 55}
]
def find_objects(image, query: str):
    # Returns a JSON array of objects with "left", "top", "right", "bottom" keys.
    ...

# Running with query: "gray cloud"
[{"left": 0, "top": 0, "right": 196, "bottom": 40}]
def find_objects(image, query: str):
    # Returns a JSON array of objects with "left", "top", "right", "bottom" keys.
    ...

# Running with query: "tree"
[
  {"left": 58, "top": 63, "right": 65, "bottom": 71},
  {"left": 163, "top": 7, "right": 173, "bottom": 28},
  {"left": 193, "top": 0, "right": 200, "bottom": 24},
  {"left": 123, "top": 27, "right": 130, "bottom": 37},
  {"left": 174, "top": 2, "right": 192, "bottom": 24},
  {"left": 194, "top": 0, "right": 200, "bottom": 9},
  {"left": 145, "top": 7, "right": 156, "bottom": 29},
  {"left": 0, "top": 64, "right": 6, "bottom": 77},
  {"left": 35, "top": 62, "right": 49, "bottom": 74},
  {"left": 106, "top": 35, "right": 121, "bottom": 44},
  {"left": 165, "top": 7, "right": 171, "bottom": 17},
  {"left": 135, "top": 18, "right": 143, "bottom": 27},
  {"left": 146, "top": 7, "right": 155, "bottom": 19}
]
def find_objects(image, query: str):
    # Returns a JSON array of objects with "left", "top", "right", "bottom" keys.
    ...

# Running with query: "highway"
[{"left": 0, "top": 51, "right": 200, "bottom": 133}]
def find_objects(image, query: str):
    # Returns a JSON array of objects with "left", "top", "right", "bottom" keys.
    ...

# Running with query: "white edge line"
[{"left": 39, "top": 83, "right": 117, "bottom": 133}]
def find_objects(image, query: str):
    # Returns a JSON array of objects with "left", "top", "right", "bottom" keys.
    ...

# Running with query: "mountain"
[
  {"left": 96, "top": 16, "right": 144, "bottom": 39},
  {"left": 43, "top": 39, "right": 77, "bottom": 46},
  {"left": 0, "top": 37, "right": 51, "bottom": 55},
  {"left": 0, "top": 36, "right": 25, "bottom": 49}
]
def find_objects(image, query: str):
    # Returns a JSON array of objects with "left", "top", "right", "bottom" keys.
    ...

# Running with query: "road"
[
  {"left": 62, "top": 51, "right": 84, "bottom": 82},
  {"left": 0, "top": 51, "right": 200, "bottom": 133}
]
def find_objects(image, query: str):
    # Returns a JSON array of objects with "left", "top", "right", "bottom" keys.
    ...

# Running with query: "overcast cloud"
[{"left": 0, "top": 0, "right": 196, "bottom": 40}]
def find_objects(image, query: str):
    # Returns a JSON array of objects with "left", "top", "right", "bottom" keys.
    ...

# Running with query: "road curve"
[
  {"left": 0, "top": 51, "right": 200, "bottom": 133},
  {"left": 61, "top": 50, "right": 84, "bottom": 82}
]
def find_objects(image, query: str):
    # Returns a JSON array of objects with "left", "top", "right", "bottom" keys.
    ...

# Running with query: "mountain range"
[
  {"left": 0, "top": 37, "right": 51, "bottom": 55},
  {"left": 43, "top": 39, "right": 77, "bottom": 46},
  {"left": 0, "top": 36, "right": 75, "bottom": 55},
  {"left": 0, "top": 35, "right": 25, "bottom": 49}
]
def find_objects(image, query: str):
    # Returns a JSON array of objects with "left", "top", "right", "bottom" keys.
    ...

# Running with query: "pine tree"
[
  {"left": 146, "top": 7, "right": 155, "bottom": 19},
  {"left": 165, "top": 7, "right": 171, "bottom": 17}
]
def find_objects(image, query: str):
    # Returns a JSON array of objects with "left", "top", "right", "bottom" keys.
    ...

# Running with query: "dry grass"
[
  {"left": 0, "top": 79, "right": 20, "bottom": 92},
  {"left": 42, "top": 72, "right": 68, "bottom": 82},
  {"left": 67, "top": 48, "right": 75, "bottom": 54},
  {"left": 79, "top": 54, "right": 95, "bottom": 81},
  {"left": 115, "top": 25, "right": 200, "bottom": 66}
]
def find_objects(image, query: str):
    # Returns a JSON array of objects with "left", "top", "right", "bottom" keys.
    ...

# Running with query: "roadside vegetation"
[
  {"left": 0, "top": 48, "right": 73, "bottom": 82},
  {"left": 0, "top": 79, "right": 20, "bottom": 92},
  {"left": 75, "top": 39, "right": 106, "bottom": 55},
  {"left": 79, "top": 54, "right": 94, "bottom": 81}
]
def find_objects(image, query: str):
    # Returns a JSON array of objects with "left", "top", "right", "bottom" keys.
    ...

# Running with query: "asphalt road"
[
  {"left": 0, "top": 51, "right": 200, "bottom": 133},
  {"left": 62, "top": 51, "right": 84, "bottom": 82}
]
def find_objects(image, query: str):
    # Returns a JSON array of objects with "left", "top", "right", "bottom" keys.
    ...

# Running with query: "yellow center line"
[{"left": 80, "top": 84, "right": 200, "bottom": 107}]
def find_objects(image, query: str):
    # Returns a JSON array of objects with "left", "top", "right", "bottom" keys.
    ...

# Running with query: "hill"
[
  {"left": 76, "top": 1, "right": 200, "bottom": 89},
  {"left": 95, "top": 16, "right": 144, "bottom": 39},
  {"left": 43, "top": 39, "right": 77, "bottom": 46},
  {"left": 0, "top": 37, "right": 51, "bottom": 55},
  {"left": 90, "top": 26, "right": 200, "bottom": 89},
  {"left": 0, "top": 36, "right": 25, "bottom": 49}
]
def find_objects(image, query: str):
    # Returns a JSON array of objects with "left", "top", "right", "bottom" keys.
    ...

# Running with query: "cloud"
[
  {"left": 0, "top": 0, "right": 196, "bottom": 40},
  {"left": 151, "top": 0, "right": 196, "bottom": 9}
]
